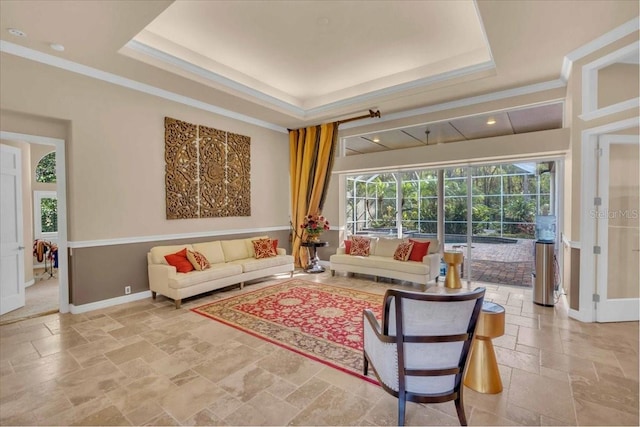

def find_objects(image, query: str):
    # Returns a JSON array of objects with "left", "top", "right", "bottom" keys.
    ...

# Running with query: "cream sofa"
[
  {"left": 148, "top": 236, "right": 294, "bottom": 308},
  {"left": 329, "top": 236, "right": 440, "bottom": 286}
]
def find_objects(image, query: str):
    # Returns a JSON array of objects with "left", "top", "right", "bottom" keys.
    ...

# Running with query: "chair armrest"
[
  {"left": 336, "top": 247, "right": 346, "bottom": 255},
  {"left": 363, "top": 309, "right": 394, "bottom": 343},
  {"left": 148, "top": 263, "right": 177, "bottom": 291},
  {"left": 276, "top": 248, "right": 286, "bottom": 255},
  {"left": 423, "top": 253, "right": 440, "bottom": 276}
]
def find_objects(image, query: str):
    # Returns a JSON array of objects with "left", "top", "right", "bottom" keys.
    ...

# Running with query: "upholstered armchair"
[{"left": 363, "top": 287, "right": 485, "bottom": 426}]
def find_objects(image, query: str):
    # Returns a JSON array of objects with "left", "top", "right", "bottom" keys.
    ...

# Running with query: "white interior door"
[
  {"left": 595, "top": 135, "right": 640, "bottom": 322},
  {"left": 1, "top": 144, "right": 26, "bottom": 315}
]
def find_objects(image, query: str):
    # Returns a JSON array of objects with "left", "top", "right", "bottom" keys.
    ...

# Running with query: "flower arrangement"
[{"left": 301, "top": 214, "right": 330, "bottom": 241}]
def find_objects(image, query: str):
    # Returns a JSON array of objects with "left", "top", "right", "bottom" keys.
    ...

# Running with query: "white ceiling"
[
  {"left": 128, "top": 0, "right": 492, "bottom": 113},
  {"left": 0, "top": 1, "right": 637, "bottom": 130}
]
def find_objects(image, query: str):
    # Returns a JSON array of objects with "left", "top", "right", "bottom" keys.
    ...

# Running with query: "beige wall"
[
  {"left": 0, "top": 53, "right": 290, "bottom": 243},
  {"left": 564, "top": 31, "right": 639, "bottom": 311},
  {"left": 1, "top": 52, "right": 290, "bottom": 305},
  {"left": 598, "top": 63, "right": 640, "bottom": 109}
]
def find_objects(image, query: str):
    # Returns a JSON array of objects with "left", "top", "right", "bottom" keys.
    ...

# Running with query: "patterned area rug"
[{"left": 192, "top": 279, "right": 383, "bottom": 383}]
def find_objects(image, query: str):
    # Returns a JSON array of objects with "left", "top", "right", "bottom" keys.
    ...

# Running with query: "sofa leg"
[
  {"left": 290, "top": 271, "right": 294, "bottom": 278},
  {"left": 374, "top": 276, "right": 379, "bottom": 282},
  {"left": 331, "top": 270, "right": 335, "bottom": 277},
  {"left": 151, "top": 291, "right": 157, "bottom": 300},
  {"left": 240, "top": 282, "right": 244, "bottom": 290},
  {"left": 175, "top": 299, "right": 182, "bottom": 309}
]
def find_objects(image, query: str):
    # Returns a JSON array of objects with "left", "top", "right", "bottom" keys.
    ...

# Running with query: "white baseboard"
[
  {"left": 24, "top": 279, "right": 35, "bottom": 288},
  {"left": 69, "top": 291, "right": 152, "bottom": 314}
]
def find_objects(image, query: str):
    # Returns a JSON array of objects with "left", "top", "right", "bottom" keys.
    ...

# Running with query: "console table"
[{"left": 301, "top": 241, "right": 328, "bottom": 273}]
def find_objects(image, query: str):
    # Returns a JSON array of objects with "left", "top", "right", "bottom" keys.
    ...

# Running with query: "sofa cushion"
[
  {"left": 221, "top": 239, "right": 250, "bottom": 262},
  {"left": 393, "top": 242, "right": 414, "bottom": 261},
  {"left": 408, "top": 239, "right": 431, "bottom": 262},
  {"left": 331, "top": 254, "right": 429, "bottom": 275},
  {"left": 192, "top": 241, "right": 225, "bottom": 265},
  {"left": 150, "top": 244, "right": 194, "bottom": 265},
  {"left": 165, "top": 248, "right": 194, "bottom": 273},
  {"left": 187, "top": 250, "right": 210, "bottom": 271},
  {"left": 230, "top": 255, "right": 294, "bottom": 273},
  {"left": 252, "top": 238, "right": 277, "bottom": 259},
  {"left": 374, "top": 238, "right": 405, "bottom": 257},
  {"left": 168, "top": 263, "right": 243, "bottom": 289}
]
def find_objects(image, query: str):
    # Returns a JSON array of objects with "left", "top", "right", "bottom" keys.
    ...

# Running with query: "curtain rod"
[
  {"left": 336, "top": 109, "right": 382, "bottom": 126},
  {"left": 288, "top": 109, "right": 382, "bottom": 132}
]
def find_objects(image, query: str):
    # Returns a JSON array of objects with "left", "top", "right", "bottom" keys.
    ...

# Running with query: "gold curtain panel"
[{"left": 165, "top": 117, "right": 251, "bottom": 219}]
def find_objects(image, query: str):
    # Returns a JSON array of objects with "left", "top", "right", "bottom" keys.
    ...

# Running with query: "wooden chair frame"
[{"left": 363, "top": 287, "right": 485, "bottom": 426}]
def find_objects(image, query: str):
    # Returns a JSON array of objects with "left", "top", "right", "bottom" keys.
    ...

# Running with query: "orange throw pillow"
[
  {"left": 408, "top": 239, "right": 430, "bottom": 262},
  {"left": 253, "top": 238, "right": 277, "bottom": 259},
  {"left": 164, "top": 248, "right": 194, "bottom": 273}
]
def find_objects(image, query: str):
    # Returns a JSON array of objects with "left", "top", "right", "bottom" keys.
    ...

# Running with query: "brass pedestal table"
[
  {"left": 443, "top": 250, "right": 464, "bottom": 289},
  {"left": 464, "top": 301, "right": 505, "bottom": 393}
]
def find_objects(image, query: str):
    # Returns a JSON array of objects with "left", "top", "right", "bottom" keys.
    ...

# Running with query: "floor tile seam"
[
  {"left": 467, "top": 404, "right": 526, "bottom": 426},
  {"left": 262, "top": 387, "right": 307, "bottom": 425}
]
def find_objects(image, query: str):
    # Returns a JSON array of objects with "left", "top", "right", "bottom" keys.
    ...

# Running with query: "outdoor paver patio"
[{"left": 445, "top": 239, "right": 538, "bottom": 287}]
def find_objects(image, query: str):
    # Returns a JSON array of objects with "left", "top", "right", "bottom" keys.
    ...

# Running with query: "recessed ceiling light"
[
  {"left": 50, "top": 43, "right": 65, "bottom": 52},
  {"left": 486, "top": 118, "right": 496, "bottom": 125},
  {"left": 8, "top": 28, "right": 26, "bottom": 37},
  {"left": 372, "top": 137, "right": 380, "bottom": 143}
]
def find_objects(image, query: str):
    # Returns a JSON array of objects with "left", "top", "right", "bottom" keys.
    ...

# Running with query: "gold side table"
[
  {"left": 464, "top": 301, "right": 505, "bottom": 394},
  {"left": 443, "top": 251, "right": 463, "bottom": 289}
]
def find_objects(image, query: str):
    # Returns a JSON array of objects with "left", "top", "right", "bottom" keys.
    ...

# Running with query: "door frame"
[
  {"left": 595, "top": 134, "right": 639, "bottom": 322},
  {"left": 0, "top": 131, "right": 69, "bottom": 314},
  {"left": 574, "top": 116, "right": 639, "bottom": 323}
]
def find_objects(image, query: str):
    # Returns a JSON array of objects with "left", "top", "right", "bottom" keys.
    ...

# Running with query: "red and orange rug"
[{"left": 192, "top": 279, "right": 383, "bottom": 383}]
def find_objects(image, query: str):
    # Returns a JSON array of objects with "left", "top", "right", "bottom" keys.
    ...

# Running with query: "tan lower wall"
[
  {"left": 69, "top": 229, "right": 292, "bottom": 306},
  {"left": 569, "top": 247, "right": 580, "bottom": 310}
]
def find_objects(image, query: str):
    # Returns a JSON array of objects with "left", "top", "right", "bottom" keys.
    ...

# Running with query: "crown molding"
[
  {"left": 124, "top": 39, "right": 306, "bottom": 117},
  {"left": 0, "top": 40, "right": 289, "bottom": 134},
  {"left": 561, "top": 16, "right": 639, "bottom": 82},
  {"left": 340, "top": 79, "right": 566, "bottom": 130}
]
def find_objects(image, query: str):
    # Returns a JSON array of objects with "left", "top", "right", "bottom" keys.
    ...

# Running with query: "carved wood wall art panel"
[{"left": 165, "top": 117, "right": 251, "bottom": 219}]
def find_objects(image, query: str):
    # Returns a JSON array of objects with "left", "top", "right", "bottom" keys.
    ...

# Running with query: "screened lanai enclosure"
[{"left": 345, "top": 161, "right": 558, "bottom": 287}]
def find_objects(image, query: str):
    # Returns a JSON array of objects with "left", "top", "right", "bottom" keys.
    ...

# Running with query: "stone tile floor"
[{"left": 1, "top": 271, "right": 637, "bottom": 426}]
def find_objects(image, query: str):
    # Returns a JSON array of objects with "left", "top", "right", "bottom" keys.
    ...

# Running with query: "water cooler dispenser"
[{"left": 532, "top": 215, "right": 556, "bottom": 306}]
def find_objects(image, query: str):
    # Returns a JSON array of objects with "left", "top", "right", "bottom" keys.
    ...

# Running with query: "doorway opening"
[{"left": 0, "top": 131, "right": 68, "bottom": 324}]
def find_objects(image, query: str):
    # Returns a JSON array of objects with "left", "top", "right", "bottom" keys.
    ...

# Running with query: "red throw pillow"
[
  {"left": 393, "top": 241, "right": 414, "bottom": 261},
  {"left": 344, "top": 240, "right": 352, "bottom": 254},
  {"left": 253, "top": 238, "right": 277, "bottom": 259},
  {"left": 350, "top": 236, "right": 371, "bottom": 256},
  {"left": 164, "top": 248, "right": 194, "bottom": 273},
  {"left": 271, "top": 239, "right": 279, "bottom": 253},
  {"left": 408, "top": 239, "right": 430, "bottom": 262}
]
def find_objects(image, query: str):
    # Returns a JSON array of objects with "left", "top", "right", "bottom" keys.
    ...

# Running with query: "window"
[
  {"left": 34, "top": 191, "right": 58, "bottom": 239},
  {"left": 35, "top": 152, "right": 56, "bottom": 183}
]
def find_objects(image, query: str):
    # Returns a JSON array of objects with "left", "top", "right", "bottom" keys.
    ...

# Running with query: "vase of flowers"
[{"left": 301, "top": 214, "right": 330, "bottom": 242}]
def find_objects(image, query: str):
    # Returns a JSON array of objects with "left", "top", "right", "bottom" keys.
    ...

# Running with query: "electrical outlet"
[{"left": 124, "top": 286, "right": 131, "bottom": 295}]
